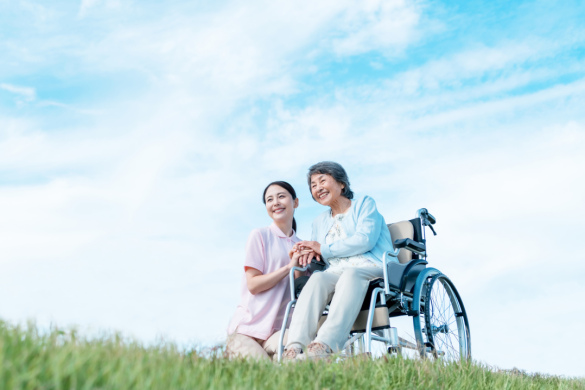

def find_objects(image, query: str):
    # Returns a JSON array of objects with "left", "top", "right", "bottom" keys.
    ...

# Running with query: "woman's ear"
[{"left": 294, "top": 197, "right": 299, "bottom": 209}]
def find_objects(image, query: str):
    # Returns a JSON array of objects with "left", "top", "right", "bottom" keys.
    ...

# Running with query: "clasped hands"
[{"left": 288, "top": 241, "right": 322, "bottom": 268}]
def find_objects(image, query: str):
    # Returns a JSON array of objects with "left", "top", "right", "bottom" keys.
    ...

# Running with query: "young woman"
[{"left": 226, "top": 181, "right": 309, "bottom": 361}]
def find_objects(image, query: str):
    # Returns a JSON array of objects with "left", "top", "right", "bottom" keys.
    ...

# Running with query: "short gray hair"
[{"left": 307, "top": 161, "right": 354, "bottom": 200}]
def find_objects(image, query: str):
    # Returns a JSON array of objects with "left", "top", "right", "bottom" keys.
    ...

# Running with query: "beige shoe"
[
  {"left": 307, "top": 341, "right": 332, "bottom": 360},
  {"left": 282, "top": 346, "right": 304, "bottom": 362}
]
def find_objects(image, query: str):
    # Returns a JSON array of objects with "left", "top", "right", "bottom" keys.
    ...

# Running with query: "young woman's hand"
[{"left": 289, "top": 250, "right": 302, "bottom": 269}]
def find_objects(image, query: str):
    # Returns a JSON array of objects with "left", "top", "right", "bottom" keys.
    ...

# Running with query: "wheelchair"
[{"left": 277, "top": 208, "right": 471, "bottom": 362}]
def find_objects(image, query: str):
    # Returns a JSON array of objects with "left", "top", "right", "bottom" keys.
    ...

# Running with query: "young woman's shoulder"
[{"left": 247, "top": 226, "right": 271, "bottom": 241}]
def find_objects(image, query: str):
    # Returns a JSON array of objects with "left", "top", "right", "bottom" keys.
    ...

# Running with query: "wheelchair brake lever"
[{"left": 428, "top": 224, "right": 437, "bottom": 236}]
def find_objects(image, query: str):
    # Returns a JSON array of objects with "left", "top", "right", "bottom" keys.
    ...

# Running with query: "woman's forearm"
[{"left": 246, "top": 265, "right": 293, "bottom": 295}]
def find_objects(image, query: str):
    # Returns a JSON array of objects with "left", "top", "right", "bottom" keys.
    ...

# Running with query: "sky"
[{"left": 1, "top": 0, "right": 584, "bottom": 378}]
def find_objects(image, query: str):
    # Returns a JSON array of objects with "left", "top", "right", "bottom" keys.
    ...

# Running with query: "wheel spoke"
[{"left": 421, "top": 275, "right": 470, "bottom": 362}]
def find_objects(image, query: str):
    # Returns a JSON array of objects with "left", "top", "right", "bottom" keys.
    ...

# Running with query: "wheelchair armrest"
[
  {"left": 308, "top": 258, "right": 327, "bottom": 273},
  {"left": 393, "top": 238, "right": 426, "bottom": 255}
]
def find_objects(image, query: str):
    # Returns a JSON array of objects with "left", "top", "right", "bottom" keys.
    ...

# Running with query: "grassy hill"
[{"left": 1, "top": 320, "right": 583, "bottom": 389}]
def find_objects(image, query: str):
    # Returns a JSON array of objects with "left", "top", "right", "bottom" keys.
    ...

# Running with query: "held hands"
[
  {"left": 289, "top": 241, "right": 322, "bottom": 268},
  {"left": 296, "top": 241, "right": 321, "bottom": 255}
]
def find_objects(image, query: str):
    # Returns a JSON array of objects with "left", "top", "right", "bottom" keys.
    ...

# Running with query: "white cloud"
[
  {"left": 78, "top": 0, "right": 122, "bottom": 18},
  {"left": 387, "top": 39, "right": 569, "bottom": 95},
  {"left": 0, "top": 83, "right": 36, "bottom": 102},
  {"left": 331, "top": 0, "right": 423, "bottom": 56}
]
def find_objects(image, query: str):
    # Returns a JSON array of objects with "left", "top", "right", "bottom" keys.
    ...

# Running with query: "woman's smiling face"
[
  {"left": 310, "top": 174, "right": 344, "bottom": 207},
  {"left": 264, "top": 184, "right": 298, "bottom": 223}
]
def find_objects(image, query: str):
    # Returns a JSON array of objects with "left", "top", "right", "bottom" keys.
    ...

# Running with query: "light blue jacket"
[{"left": 311, "top": 195, "right": 395, "bottom": 265}]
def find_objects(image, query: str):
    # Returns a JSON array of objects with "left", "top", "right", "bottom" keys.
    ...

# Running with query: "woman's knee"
[
  {"left": 337, "top": 267, "right": 363, "bottom": 282},
  {"left": 300, "top": 272, "right": 333, "bottom": 298}
]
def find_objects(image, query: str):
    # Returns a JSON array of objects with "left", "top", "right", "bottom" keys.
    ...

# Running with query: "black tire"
[
  {"left": 412, "top": 269, "right": 438, "bottom": 359},
  {"left": 418, "top": 274, "right": 471, "bottom": 361}
]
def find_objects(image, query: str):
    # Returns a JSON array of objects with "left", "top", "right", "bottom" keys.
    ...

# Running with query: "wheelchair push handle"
[{"left": 418, "top": 208, "right": 437, "bottom": 236}]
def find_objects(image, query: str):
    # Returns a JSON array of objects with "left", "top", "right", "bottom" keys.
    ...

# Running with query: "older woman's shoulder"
[
  {"left": 312, "top": 208, "right": 331, "bottom": 223},
  {"left": 352, "top": 194, "right": 378, "bottom": 208}
]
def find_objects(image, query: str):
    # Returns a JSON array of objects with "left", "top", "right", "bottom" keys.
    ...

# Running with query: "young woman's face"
[
  {"left": 310, "top": 174, "right": 344, "bottom": 207},
  {"left": 264, "top": 185, "right": 298, "bottom": 224}
]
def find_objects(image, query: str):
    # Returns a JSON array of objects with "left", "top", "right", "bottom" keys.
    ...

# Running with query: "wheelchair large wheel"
[{"left": 413, "top": 273, "right": 471, "bottom": 361}]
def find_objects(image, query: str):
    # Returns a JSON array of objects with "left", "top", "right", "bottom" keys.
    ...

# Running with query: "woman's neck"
[
  {"left": 274, "top": 220, "right": 294, "bottom": 237},
  {"left": 329, "top": 197, "right": 351, "bottom": 217}
]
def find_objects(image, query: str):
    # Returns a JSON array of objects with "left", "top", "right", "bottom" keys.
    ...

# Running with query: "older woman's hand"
[
  {"left": 299, "top": 250, "right": 321, "bottom": 267},
  {"left": 297, "top": 241, "right": 322, "bottom": 255},
  {"left": 290, "top": 246, "right": 319, "bottom": 267}
]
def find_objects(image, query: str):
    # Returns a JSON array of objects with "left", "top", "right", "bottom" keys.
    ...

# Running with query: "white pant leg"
[
  {"left": 315, "top": 267, "right": 384, "bottom": 352},
  {"left": 285, "top": 271, "right": 339, "bottom": 350}
]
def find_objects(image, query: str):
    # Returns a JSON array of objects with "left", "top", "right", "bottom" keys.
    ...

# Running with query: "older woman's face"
[{"left": 310, "top": 174, "right": 345, "bottom": 206}]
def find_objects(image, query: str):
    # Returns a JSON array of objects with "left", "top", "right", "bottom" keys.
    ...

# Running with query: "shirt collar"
[{"left": 270, "top": 222, "right": 296, "bottom": 239}]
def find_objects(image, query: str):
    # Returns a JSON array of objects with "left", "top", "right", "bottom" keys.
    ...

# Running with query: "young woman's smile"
[{"left": 264, "top": 184, "right": 299, "bottom": 225}]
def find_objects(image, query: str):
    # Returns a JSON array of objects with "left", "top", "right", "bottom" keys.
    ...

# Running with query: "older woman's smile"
[{"left": 310, "top": 173, "right": 349, "bottom": 215}]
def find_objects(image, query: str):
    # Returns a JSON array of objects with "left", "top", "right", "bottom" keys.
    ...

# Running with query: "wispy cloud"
[
  {"left": 330, "top": 0, "right": 423, "bottom": 56},
  {"left": 1, "top": 83, "right": 36, "bottom": 102}
]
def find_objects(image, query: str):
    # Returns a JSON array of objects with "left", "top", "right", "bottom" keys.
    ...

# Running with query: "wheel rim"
[{"left": 423, "top": 275, "right": 470, "bottom": 361}]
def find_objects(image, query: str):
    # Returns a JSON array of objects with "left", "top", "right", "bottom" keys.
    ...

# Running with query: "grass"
[{"left": 1, "top": 320, "right": 583, "bottom": 390}]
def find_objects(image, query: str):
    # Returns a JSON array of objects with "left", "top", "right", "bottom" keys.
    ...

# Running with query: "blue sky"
[{"left": 1, "top": 0, "right": 584, "bottom": 378}]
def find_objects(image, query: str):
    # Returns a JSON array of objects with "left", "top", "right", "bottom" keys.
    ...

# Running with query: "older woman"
[{"left": 283, "top": 161, "right": 395, "bottom": 361}]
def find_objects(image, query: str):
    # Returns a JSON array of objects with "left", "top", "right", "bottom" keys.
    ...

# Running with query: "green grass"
[{"left": 1, "top": 320, "right": 583, "bottom": 390}]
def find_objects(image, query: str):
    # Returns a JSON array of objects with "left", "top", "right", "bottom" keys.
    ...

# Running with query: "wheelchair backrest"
[{"left": 387, "top": 218, "right": 423, "bottom": 264}]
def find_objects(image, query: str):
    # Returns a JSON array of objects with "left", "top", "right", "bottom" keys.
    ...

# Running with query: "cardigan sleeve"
[{"left": 320, "top": 196, "right": 382, "bottom": 260}]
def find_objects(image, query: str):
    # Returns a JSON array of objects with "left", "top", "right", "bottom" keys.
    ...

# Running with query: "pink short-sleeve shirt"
[{"left": 227, "top": 223, "right": 301, "bottom": 340}]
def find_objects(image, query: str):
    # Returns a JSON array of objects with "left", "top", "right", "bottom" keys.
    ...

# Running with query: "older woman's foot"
[
  {"left": 307, "top": 341, "right": 332, "bottom": 360},
  {"left": 282, "top": 345, "right": 304, "bottom": 362}
]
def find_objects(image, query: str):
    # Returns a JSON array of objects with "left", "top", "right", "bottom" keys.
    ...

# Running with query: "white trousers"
[{"left": 286, "top": 266, "right": 384, "bottom": 352}]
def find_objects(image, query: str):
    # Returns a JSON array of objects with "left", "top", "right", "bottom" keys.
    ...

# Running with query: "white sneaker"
[
  {"left": 307, "top": 341, "right": 332, "bottom": 361},
  {"left": 282, "top": 346, "right": 304, "bottom": 362}
]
